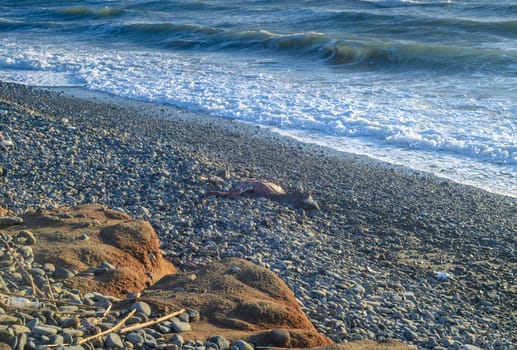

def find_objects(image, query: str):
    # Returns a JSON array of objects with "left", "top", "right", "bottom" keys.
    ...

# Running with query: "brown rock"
[
  {"left": 1, "top": 204, "right": 176, "bottom": 297},
  {"left": 143, "top": 257, "right": 332, "bottom": 348}
]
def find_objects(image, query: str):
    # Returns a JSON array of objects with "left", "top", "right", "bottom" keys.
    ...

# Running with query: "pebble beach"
[{"left": 0, "top": 82, "right": 515, "bottom": 349}]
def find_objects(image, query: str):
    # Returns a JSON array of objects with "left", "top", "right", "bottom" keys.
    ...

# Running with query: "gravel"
[{"left": 0, "top": 82, "right": 515, "bottom": 349}]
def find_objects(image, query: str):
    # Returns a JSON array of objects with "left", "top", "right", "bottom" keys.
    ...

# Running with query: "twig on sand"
[{"left": 77, "top": 309, "right": 137, "bottom": 345}]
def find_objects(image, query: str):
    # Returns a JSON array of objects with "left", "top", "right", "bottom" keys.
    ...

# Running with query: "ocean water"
[{"left": 0, "top": 0, "right": 516, "bottom": 197}]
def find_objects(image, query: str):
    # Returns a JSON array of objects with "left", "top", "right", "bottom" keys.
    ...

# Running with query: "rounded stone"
[
  {"left": 49, "top": 334, "right": 64, "bottom": 345},
  {"left": 170, "top": 334, "right": 184, "bottom": 347},
  {"left": 43, "top": 263, "right": 56, "bottom": 273},
  {"left": 130, "top": 302, "right": 152, "bottom": 317},
  {"left": 29, "top": 267, "right": 45, "bottom": 277},
  {"left": 171, "top": 319, "right": 191, "bottom": 333},
  {"left": 177, "top": 312, "right": 189, "bottom": 323},
  {"left": 208, "top": 336, "right": 230, "bottom": 350},
  {"left": 403, "top": 329, "right": 418, "bottom": 341},
  {"left": 53, "top": 267, "right": 75, "bottom": 279},
  {"left": 105, "top": 333, "right": 124, "bottom": 349},
  {"left": 187, "top": 309, "right": 200, "bottom": 322},
  {"left": 266, "top": 329, "right": 290, "bottom": 347},
  {"left": 60, "top": 316, "right": 80, "bottom": 328},
  {"left": 8, "top": 333, "right": 27, "bottom": 350},
  {"left": 230, "top": 340, "right": 254, "bottom": 350},
  {"left": 126, "top": 332, "right": 145, "bottom": 347},
  {"left": 10, "top": 324, "right": 30, "bottom": 335},
  {"left": 15, "top": 230, "right": 35, "bottom": 245},
  {"left": 32, "top": 325, "right": 58, "bottom": 336},
  {"left": 143, "top": 334, "right": 158, "bottom": 348}
]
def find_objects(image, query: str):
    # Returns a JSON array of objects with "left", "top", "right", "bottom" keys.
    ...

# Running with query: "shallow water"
[{"left": 0, "top": 0, "right": 516, "bottom": 196}]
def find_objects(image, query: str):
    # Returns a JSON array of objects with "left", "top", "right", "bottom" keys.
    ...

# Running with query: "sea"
[{"left": 1, "top": 0, "right": 516, "bottom": 197}]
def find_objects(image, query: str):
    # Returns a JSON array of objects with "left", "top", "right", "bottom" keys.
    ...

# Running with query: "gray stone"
[
  {"left": 123, "top": 341, "right": 134, "bottom": 349},
  {"left": 208, "top": 336, "right": 230, "bottom": 350},
  {"left": 60, "top": 317, "right": 80, "bottom": 328},
  {"left": 9, "top": 325, "right": 29, "bottom": 336},
  {"left": 49, "top": 334, "right": 64, "bottom": 345},
  {"left": 62, "top": 329, "right": 83, "bottom": 338},
  {"left": 403, "top": 329, "right": 418, "bottom": 341},
  {"left": 43, "top": 263, "right": 55, "bottom": 272},
  {"left": 126, "top": 332, "right": 144, "bottom": 347},
  {"left": 352, "top": 284, "right": 366, "bottom": 294},
  {"left": 230, "top": 340, "right": 253, "bottom": 350},
  {"left": 177, "top": 312, "right": 189, "bottom": 323},
  {"left": 156, "top": 324, "right": 170, "bottom": 333},
  {"left": 105, "top": 333, "right": 124, "bottom": 349},
  {"left": 57, "top": 305, "right": 78, "bottom": 313},
  {"left": 53, "top": 267, "right": 75, "bottom": 279},
  {"left": 94, "top": 262, "right": 116, "bottom": 275},
  {"left": 463, "top": 345, "right": 483, "bottom": 350},
  {"left": 124, "top": 316, "right": 141, "bottom": 326},
  {"left": 187, "top": 309, "right": 200, "bottom": 322},
  {"left": 171, "top": 319, "right": 191, "bottom": 333},
  {"left": 130, "top": 302, "right": 152, "bottom": 317},
  {"left": 143, "top": 334, "right": 158, "bottom": 348},
  {"left": 26, "top": 318, "right": 39, "bottom": 329},
  {"left": 0, "top": 325, "right": 14, "bottom": 342},
  {"left": 32, "top": 325, "right": 58, "bottom": 336},
  {"left": 9, "top": 332, "right": 26, "bottom": 350},
  {"left": 62, "top": 333, "right": 73, "bottom": 345},
  {"left": 441, "top": 337, "right": 455, "bottom": 347},
  {"left": 311, "top": 289, "right": 326, "bottom": 298},
  {"left": 93, "top": 299, "right": 112, "bottom": 309},
  {"left": 15, "top": 230, "right": 35, "bottom": 245},
  {"left": 18, "top": 246, "right": 33, "bottom": 259},
  {"left": 0, "top": 315, "right": 20, "bottom": 325},
  {"left": 170, "top": 334, "right": 184, "bottom": 347},
  {"left": 438, "top": 316, "right": 450, "bottom": 324},
  {"left": 265, "top": 330, "right": 290, "bottom": 347}
]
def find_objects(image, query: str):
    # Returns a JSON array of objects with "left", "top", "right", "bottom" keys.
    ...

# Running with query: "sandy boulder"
[
  {"left": 143, "top": 257, "right": 333, "bottom": 347},
  {"left": 0, "top": 204, "right": 177, "bottom": 296}
]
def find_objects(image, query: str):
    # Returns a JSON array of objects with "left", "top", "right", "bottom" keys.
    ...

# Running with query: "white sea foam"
[{"left": 0, "top": 37, "right": 515, "bottom": 197}]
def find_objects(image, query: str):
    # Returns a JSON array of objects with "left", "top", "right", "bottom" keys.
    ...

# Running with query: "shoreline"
[
  {"left": 45, "top": 85, "right": 517, "bottom": 200},
  {"left": 1, "top": 82, "right": 515, "bottom": 349}
]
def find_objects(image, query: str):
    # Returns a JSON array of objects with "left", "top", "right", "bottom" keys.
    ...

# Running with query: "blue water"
[{"left": 1, "top": 0, "right": 516, "bottom": 197}]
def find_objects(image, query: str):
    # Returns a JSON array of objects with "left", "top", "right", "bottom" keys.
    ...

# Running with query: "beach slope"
[{"left": 0, "top": 82, "right": 515, "bottom": 348}]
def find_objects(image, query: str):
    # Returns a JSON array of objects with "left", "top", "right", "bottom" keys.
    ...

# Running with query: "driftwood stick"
[
  {"left": 45, "top": 275, "right": 55, "bottom": 301},
  {"left": 98, "top": 303, "right": 112, "bottom": 322},
  {"left": 120, "top": 308, "right": 186, "bottom": 334},
  {"left": 77, "top": 309, "right": 137, "bottom": 345}
]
